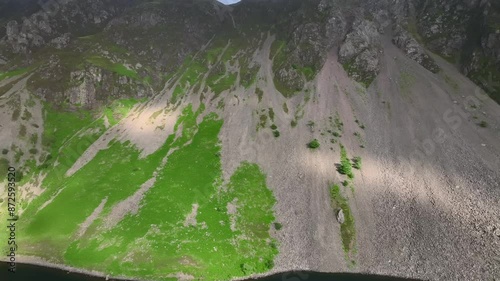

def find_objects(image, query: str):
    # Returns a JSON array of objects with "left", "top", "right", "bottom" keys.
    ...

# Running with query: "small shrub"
[
  {"left": 342, "top": 180, "right": 349, "bottom": 187},
  {"left": 19, "top": 125, "right": 27, "bottom": 138},
  {"left": 264, "top": 259, "right": 274, "bottom": 270},
  {"left": 478, "top": 121, "right": 488, "bottom": 128},
  {"left": 274, "top": 222, "right": 283, "bottom": 230},
  {"left": 29, "top": 148, "right": 38, "bottom": 155},
  {"left": 352, "top": 156, "right": 362, "bottom": 170},
  {"left": 273, "top": 130, "right": 280, "bottom": 138},
  {"left": 308, "top": 139, "right": 320, "bottom": 149},
  {"left": 338, "top": 144, "right": 354, "bottom": 178},
  {"left": 270, "top": 124, "right": 278, "bottom": 130},
  {"left": 268, "top": 108, "right": 275, "bottom": 121},
  {"left": 291, "top": 120, "right": 297, "bottom": 127},
  {"left": 255, "top": 88, "right": 264, "bottom": 102},
  {"left": 12, "top": 108, "right": 20, "bottom": 121},
  {"left": 14, "top": 170, "right": 23, "bottom": 182},
  {"left": 1, "top": 149, "right": 8, "bottom": 155},
  {"left": 0, "top": 158, "right": 8, "bottom": 172},
  {"left": 283, "top": 102, "right": 289, "bottom": 113},
  {"left": 332, "top": 131, "right": 341, "bottom": 138}
]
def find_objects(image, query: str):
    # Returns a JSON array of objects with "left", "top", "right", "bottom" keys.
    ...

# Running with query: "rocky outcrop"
[
  {"left": 392, "top": 25, "right": 440, "bottom": 73},
  {"left": 1, "top": 0, "right": 499, "bottom": 102},
  {"left": 409, "top": 0, "right": 500, "bottom": 102},
  {"left": 339, "top": 19, "right": 382, "bottom": 86},
  {"left": 2, "top": 0, "right": 131, "bottom": 53}
]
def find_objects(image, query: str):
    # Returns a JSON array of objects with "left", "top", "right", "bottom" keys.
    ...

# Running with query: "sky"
[{"left": 217, "top": 0, "right": 241, "bottom": 4}]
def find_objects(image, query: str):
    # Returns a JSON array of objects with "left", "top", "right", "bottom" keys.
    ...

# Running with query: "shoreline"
[
  {"left": 0, "top": 255, "right": 283, "bottom": 281},
  {"left": 1, "top": 255, "right": 142, "bottom": 281}
]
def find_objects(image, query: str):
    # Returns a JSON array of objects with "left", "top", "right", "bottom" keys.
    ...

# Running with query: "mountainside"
[{"left": 0, "top": 0, "right": 499, "bottom": 281}]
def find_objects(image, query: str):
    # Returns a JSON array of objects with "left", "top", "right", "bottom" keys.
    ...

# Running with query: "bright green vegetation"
[
  {"left": 207, "top": 70, "right": 237, "bottom": 96},
  {"left": 337, "top": 144, "right": 354, "bottom": 179},
  {"left": 12, "top": 104, "right": 278, "bottom": 281},
  {"left": 169, "top": 57, "right": 209, "bottom": 103},
  {"left": 86, "top": 56, "right": 139, "bottom": 80},
  {"left": 330, "top": 184, "right": 356, "bottom": 262},
  {"left": 103, "top": 98, "right": 142, "bottom": 126},
  {"left": 0, "top": 67, "right": 30, "bottom": 81},
  {"left": 352, "top": 156, "right": 362, "bottom": 170},
  {"left": 307, "top": 139, "right": 320, "bottom": 149}
]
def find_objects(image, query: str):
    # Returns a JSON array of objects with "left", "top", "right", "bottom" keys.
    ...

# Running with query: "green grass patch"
[
  {"left": 282, "top": 103, "right": 288, "bottom": 114},
  {"left": 15, "top": 104, "right": 278, "bottom": 280},
  {"left": 307, "top": 139, "right": 320, "bottom": 149},
  {"left": 399, "top": 70, "right": 416, "bottom": 96},
  {"left": 337, "top": 144, "right": 353, "bottom": 179},
  {"left": 0, "top": 67, "right": 30, "bottom": 81},
  {"left": 255, "top": 88, "right": 263, "bottom": 103},
  {"left": 207, "top": 72, "right": 237, "bottom": 96},
  {"left": 330, "top": 184, "right": 356, "bottom": 258},
  {"left": 103, "top": 98, "right": 141, "bottom": 126},
  {"left": 352, "top": 156, "right": 362, "bottom": 170},
  {"left": 86, "top": 56, "right": 139, "bottom": 80}
]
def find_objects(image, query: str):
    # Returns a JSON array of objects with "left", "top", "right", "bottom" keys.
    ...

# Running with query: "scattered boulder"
[
  {"left": 336, "top": 209, "right": 345, "bottom": 224},
  {"left": 494, "top": 227, "right": 500, "bottom": 238}
]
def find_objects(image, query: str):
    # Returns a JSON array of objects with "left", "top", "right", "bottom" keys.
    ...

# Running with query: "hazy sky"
[{"left": 217, "top": 0, "right": 241, "bottom": 4}]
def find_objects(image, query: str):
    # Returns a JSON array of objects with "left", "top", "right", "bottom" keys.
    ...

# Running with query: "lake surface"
[{"left": 0, "top": 262, "right": 420, "bottom": 281}]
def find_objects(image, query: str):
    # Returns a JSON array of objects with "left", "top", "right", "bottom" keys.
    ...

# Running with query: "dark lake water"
[{"left": 0, "top": 262, "right": 421, "bottom": 281}]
